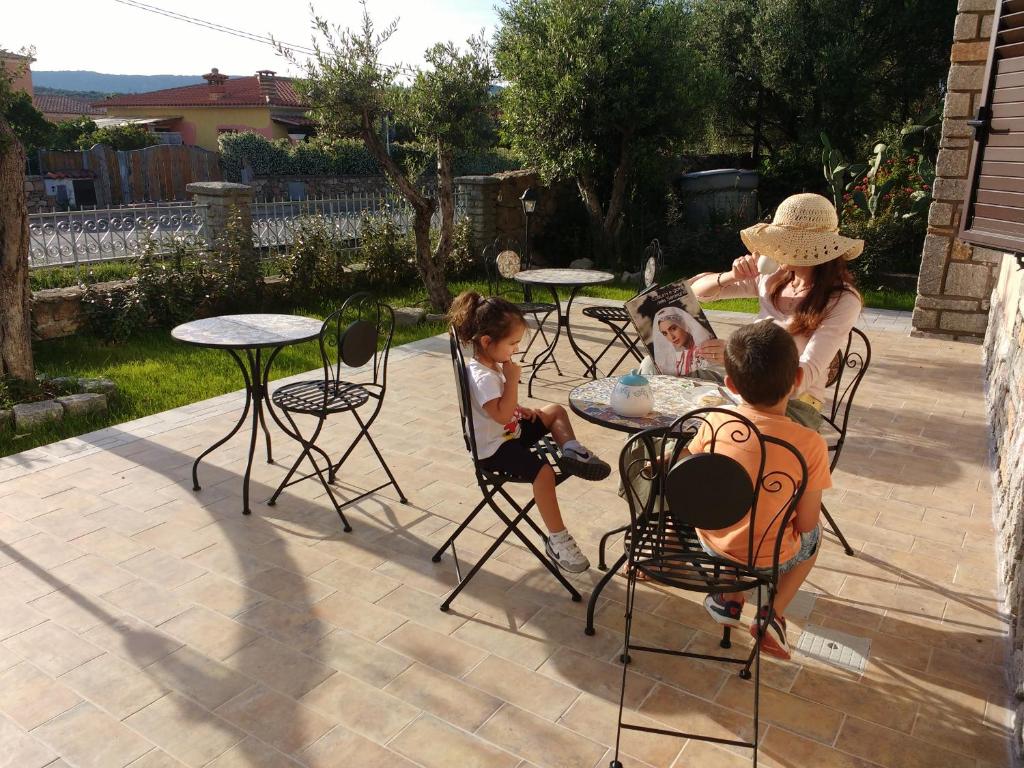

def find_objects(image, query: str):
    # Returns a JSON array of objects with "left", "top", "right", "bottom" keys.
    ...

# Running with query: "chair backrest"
[
  {"left": 449, "top": 328, "right": 482, "bottom": 462},
  {"left": 620, "top": 407, "right": 808, "bottom": 572},
  {"left": 641, "top": 239, "right": 664, "bottom": 289},
  {"left": 821, "top": 326, "right": 871, "bottom": 471},
  {"left": 318, "top": 293, "right": 395, "bottom": 390},
  {"left": 482, "top": 236, "right": 524, "bottom": 298}
]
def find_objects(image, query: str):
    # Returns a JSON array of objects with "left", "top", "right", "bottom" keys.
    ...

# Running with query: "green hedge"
[{"left": 219, "top": 132, "right": 523, "bottom": 180}]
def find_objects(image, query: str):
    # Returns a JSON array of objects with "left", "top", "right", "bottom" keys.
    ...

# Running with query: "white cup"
[{"left": 757, "top": 254, "right": 778, "bottom": 275}]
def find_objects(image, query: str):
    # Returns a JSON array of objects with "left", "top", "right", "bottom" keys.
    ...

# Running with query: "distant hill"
[
  {"left": 33, "top": 71, "right": 203, "bottom": 94},
  {"left": 35, "top": 86, "right": 123, "bottom": 102}
]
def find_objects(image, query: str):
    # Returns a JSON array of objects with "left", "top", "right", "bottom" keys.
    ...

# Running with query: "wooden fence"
[{"left": 38, "top": 144, "right": 222, "bottom": 206}]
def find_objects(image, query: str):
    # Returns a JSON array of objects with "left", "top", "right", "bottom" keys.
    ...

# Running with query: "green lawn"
[{"left": 1, "top": 276, "right": 914, "bottom": 457}]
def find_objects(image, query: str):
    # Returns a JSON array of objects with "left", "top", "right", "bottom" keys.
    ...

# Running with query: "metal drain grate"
[{"left": 793, "top": 624, "right": 870, "bottom": 673}]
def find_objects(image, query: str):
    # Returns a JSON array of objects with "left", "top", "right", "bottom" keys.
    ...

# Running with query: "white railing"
[
  {"left": 251, "top": 190, "right": 464, "bottom": 252},
  {"left": 28, "top": 202, "right": 206, "bottom": 269}
]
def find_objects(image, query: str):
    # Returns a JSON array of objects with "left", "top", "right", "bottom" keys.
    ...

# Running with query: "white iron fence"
[
  {"left": 28, "top": 202, "right": 207, "bottom": 269},
  {"left": 28, "top": 189, "right": 465, "bottom": 270},
  {"left": 251, "top": 190, "right": 465, "bottom": 254}
]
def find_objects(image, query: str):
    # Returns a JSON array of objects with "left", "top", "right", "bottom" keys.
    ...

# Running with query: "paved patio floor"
[{"left": 0, "top": 305, "right": 1010, "bottom": 768}]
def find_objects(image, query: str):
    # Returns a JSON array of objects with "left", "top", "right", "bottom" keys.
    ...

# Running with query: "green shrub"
[
  {"left": 358, "top": 211, "right": 418, "bottom": 286},
  {"left": 842, "top": 212, "right": 925, "bottom": 286},
  {"left": 136, "top": 237, "right": 210, "bottom": 328},
  {"left": 219, "top": 131, "right": 523, "bottom": 181},
  {"left": 280, "top": 215, "right": 356, "bottom": 300},
  {"left": 205, "top": 208, "right": 264, "bottom": 313},
  {"left": 440, "top": 217, "right": 477, "bottom": 279},
  {"left": 30, "top": 261, "right": 138, "bottom": 291},
  {"left": 81, "top": 281, "right": 147, "bottom": 344}
]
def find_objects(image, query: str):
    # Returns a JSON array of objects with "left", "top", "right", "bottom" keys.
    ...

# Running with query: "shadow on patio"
[{"left": 0, "top": 308, "right": 1012, "bottom": 768}]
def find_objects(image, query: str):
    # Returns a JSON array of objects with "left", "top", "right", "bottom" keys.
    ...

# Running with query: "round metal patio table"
[
  {"left": 172, "top": 313, "right": 323, "bottom": 515},
  {"left": 514, "top": 268, "right": 615, "bottom": 396},
  {"left": 569, "top": 373, "right": 733, "bottom": 635}
]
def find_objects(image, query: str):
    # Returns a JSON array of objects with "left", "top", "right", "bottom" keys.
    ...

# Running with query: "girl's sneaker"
[
  {"left": 546, "top": 530, "right": 591, "bottom": 573},
  {"left": 559, "top": 445, "right": 611, "bottom": 481},
  {"left": 750, "top": 608, "right": 791, "bottom": 660},
  {"left": 703, "top": 593, "right": 745, "bottom": 628}
]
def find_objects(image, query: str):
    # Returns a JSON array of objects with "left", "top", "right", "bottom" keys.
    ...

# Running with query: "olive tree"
[
  {"left": 0, "top": 56, "right": 34, "bottom": 381},
  {"left": 284, "top": 5, "right": 494, "bottom": 311},
  {"left": 495, "top": 0, "right": 705, "bottom": 263}
]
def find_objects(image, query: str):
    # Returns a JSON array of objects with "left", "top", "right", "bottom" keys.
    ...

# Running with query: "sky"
[{"left": 4, "top": 0, "right": 500, "bottom": 76}]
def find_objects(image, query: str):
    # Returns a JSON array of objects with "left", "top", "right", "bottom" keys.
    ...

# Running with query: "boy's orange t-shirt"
[{"left": 689, "top": 407, "right": 832, "bottom": 568}]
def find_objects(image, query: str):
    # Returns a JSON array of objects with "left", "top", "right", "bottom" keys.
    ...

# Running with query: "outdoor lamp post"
[{"left": 520, "top": 186, "right": 538, "bottom": 269}]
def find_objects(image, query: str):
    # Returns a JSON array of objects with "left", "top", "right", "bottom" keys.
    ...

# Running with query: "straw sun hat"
[{"left": 740, "top": 193, "right": 864, "bottom": 267}]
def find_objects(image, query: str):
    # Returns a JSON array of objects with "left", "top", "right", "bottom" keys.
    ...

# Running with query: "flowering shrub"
[{"left": 839, "top": 145, "right": 930, "bottom": 285}]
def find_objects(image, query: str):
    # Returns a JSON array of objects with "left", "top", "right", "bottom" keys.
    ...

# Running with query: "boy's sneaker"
[
  {"left": 703, "top": 593, "right": 745, "bottom": 629},
  {"left": 546, "top": 530, "right": 591, "bottom": 573},
  {"left": 749, "top": 608, "right": 791, "bottom": 660},
  {"left": 559, "top": 445, "right": 611, "bottom": 481}
]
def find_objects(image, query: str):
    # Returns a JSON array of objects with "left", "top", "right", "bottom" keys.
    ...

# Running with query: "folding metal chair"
[
  {"left": 268, "top": 293, "right": 407, "bottom": 530},
  {"left": 581, "top": 239, "right": 664, "bottom": 377},
  {"left": 483, "top": 236, "right": 560, "bottom": 372},
  {"left": 818, "top": 326, "right": 872, "bottom": 556},
  {"left": 431, "top": 329, "right": 582, "bottom": 612},
  {"left": 608, "top": 409, "right": 808, "bottom": 768}
]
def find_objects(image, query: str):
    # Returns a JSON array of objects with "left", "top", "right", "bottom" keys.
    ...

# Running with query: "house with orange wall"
[{"left": 94, "top": 68, "right": 313, "bottom": 152}]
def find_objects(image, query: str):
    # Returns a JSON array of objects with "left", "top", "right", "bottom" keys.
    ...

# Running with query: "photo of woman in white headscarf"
[{"left": 651, "top": 306, "right": 713, "bottom": 377}]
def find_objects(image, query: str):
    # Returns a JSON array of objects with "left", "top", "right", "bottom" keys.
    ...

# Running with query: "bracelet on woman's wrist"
[{"left": 716, "top": 272, "right": 726, "bottom": 288}]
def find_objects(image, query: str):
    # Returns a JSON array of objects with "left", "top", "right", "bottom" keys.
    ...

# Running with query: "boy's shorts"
[
  {"left": 699, "top": 525, "right": 821, "bottom": 576},
  {"left": 479, "top": 418, "right": 551, "bottom": 482}
]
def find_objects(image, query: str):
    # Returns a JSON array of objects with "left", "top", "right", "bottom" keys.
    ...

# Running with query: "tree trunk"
[
  {"left": 360, "top": 113, "right": 451, "bottom": 312},
  {"left": 577, "top": 137, "right": 631, "bottom": 268},
  {"left": 0, "top": 116, "right": 34, "bottom": 381}
]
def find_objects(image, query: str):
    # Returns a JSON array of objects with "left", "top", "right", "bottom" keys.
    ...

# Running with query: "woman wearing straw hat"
[{"left": 689, "top": 193, "right": 863, "bottom": 429}]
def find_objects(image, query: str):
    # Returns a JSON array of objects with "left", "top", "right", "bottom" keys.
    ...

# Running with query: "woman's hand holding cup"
[{"left": 728, "top": 254, "right": 760, "bottom": 282}]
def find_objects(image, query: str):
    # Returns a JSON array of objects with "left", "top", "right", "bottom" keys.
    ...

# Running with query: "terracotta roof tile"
[
  {"left": 94, "top": 75, "right": 306, "bottom": 109},
  {"left": 33, "top": 93, "right": 106, "bottom": 117}
]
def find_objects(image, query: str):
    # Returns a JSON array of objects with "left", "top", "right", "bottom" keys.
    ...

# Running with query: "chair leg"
[
  {"left": 585, "top": 552, "right": 626, "bottom": 636},
  {"left": 362, "top": 429, "right": 408, "bottom": 504},
  {"left": 431, "top": 496, "right": 490, "bottom": 563},
  {"left": 608, "top": 566, "right": 638, "bottom": 768},
  {"left": 493, "top": 487, "right": 581, "bottom": 602},
  {"left": 521, "top": 312, "right": 562, "bottom": 376},
  {"left": 821, "top": 502, "right": 855, "bottom": 556},
  {"left": 439, "top": 501, "right": 529, "bottom": 612},
  {"left": 598, "top": 524, "right": 629, "bottom": 571}
]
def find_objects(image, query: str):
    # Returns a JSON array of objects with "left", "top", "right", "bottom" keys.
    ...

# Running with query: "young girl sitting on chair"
[{"left": 449, "top": 291, "right": 611, "bottom": 573}]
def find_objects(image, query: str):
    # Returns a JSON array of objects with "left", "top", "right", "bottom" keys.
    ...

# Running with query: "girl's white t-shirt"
[{"left": 465, "top": 358, "right": 522, "bottom": 459}]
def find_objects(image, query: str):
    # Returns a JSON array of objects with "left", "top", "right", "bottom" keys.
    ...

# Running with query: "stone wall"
[
  {"left": 24, "top": 175, "right": 56, "bottom": 213},
  {"left": 249, "top": 175, "right": 393, "bottom": 201},
  {"left": 913, "top": 0, "right": 1001, "bottom": 341},
  {"left": 985, "top": 254, "right": 1024, "bottom": 760},
  {"left": 32, "top": 284, "right": 93, "bottom": 340}
]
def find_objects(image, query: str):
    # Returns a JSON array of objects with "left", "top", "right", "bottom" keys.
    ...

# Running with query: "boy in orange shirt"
[{"left": 692, "top": 321, "right": 832, "bottom": 659}]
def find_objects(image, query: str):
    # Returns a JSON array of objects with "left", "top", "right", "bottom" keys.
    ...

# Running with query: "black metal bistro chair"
[
  {"left": 580, "top": 239, "right": 664, "bottom": 377},
  {"left": 608, "top": 409, "right": 808, "bottom": 768},
  {"left": 483, "top": 236, "right": 559, "bottom": 371},
  {"left": 268, "top": 293, "right": 407, "bottom": 530},
  {"left": 818, "top": 326, "right": 872, "bottom": 556},
  {"left": 430, "top": 329, "right": 582, "bottom": 612}
]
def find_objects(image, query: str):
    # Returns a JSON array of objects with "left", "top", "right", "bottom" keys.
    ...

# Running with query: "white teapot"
[{"left": 610, "top": 369, "right": 654, "bottom": 417}]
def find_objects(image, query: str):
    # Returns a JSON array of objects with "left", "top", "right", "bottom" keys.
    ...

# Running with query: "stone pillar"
[
  {"left": 913, "top": 0, "right": 1002, "bottom": 341},
  {"left": 455, "top": 175, "right": 500, "bottom": 253},
  {"left": 187, "top": 181, "right": 254, "bottom": 258}
]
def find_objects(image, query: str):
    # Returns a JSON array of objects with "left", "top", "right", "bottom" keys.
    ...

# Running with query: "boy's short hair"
[{"left": 724, "top": 321, "right": 800, "bottom": 406}]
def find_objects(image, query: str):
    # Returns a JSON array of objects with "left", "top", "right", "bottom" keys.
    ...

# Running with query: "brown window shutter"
[{"left": 961, "top": 0, "right": 1024, "bottom": 253}]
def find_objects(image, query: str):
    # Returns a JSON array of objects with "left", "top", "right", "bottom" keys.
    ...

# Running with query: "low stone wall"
[
  {"left": 250, "top": 175, "right": 393, "bottom": 201},
  {"left": 32, "top": 283, "right": 93, "bottom": 340},
  {"left": 985, "top": 254, "right": 1024, "bottom": 759},
  {"left": 24, "top": 175, "right": 56, "bottom": 213}
]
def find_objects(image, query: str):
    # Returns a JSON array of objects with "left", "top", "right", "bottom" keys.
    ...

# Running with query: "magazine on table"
[{"left": 623, "top": 278, "right": 724, "bottom": 380}]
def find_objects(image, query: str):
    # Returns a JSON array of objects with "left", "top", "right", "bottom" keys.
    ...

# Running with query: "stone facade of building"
[{"left": 913, "top": 0, "right": 1002, "bottom": 342}]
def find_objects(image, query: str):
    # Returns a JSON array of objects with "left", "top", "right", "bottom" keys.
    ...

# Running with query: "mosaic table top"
[
  {"left": 569, "top": 374, "right": 734, "bottom": 433},
  {"left": 514, "top": 268, "right": 615, "bottom": 286},
  {"left": 172, "top": 314, "right": 323, "bottom": 350}
]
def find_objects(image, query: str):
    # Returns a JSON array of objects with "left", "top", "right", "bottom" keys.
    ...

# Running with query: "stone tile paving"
[{"left": 0, "top": 305, "right": 1010, "bottom": 768}]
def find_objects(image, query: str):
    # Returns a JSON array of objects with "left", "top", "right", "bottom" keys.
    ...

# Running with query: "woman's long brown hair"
[{"left": 768, "top": 259, "right": 862, "bottom": 336}]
